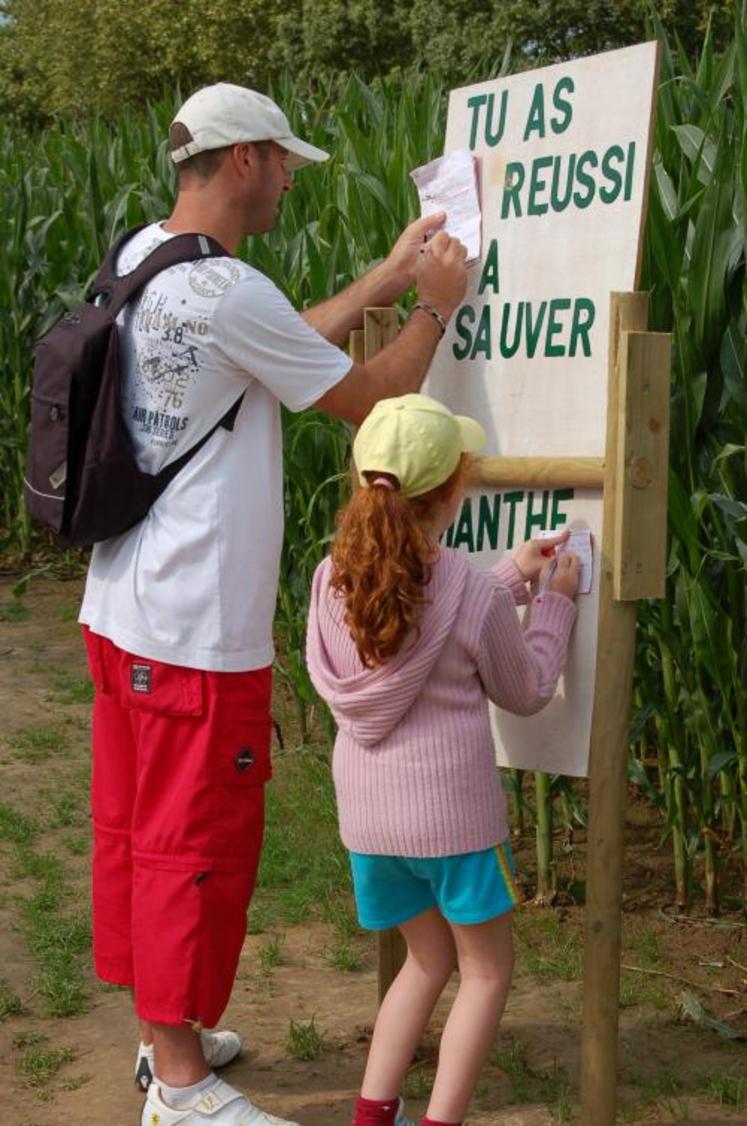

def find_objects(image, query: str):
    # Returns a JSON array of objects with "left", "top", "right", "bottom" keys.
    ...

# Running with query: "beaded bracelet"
[{"left": 412, "top": 301, "right": 447, "bottom": 337}]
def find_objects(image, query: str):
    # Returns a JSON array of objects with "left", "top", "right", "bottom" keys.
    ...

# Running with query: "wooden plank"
[
  {"left": 349, "top": 328, "right": 365, "bottom": 365},
  {"left": 364, "top": 307, "right": 399, "bottom": 361},
  {"left": 613, "top": 331, "right": 672, "bottom": 600},
  {"left": 470, "top": 456, "right": 604, "bottom": 490},
  {"left": 378, "top": 928, "right": 408, "bottom": 1006},
  {"left": 580, "top": 291, "right": 648, "bottom": 1126}
]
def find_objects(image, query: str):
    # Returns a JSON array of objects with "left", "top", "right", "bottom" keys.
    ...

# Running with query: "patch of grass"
[
  {"left": 492, "top": 1037, "right": 533, "bottom": 1102},
  {"left": 47, "top": 789, "right": 84, "bottom": 829},
  {"left": 515, "top": 910, "right": 582, "bottom": 981},
  {"left": 704, "top": 1071, "right": 745, "bottom": 1107},
  {"left": 17, "top": 1042, "right": 75, "bottom": 1094},
  {"left": 11, "top": 848, "right": 91, "bottom": 1017},
  {"left": 537, "top": 1060, "right": 573, "bottom": 1121},
  {"left": 13, "top": 1030, "right": 46, "bottom": 1049},
  {"left": 286, "top": 1016, "right": 324, "bottom": 1061},
  {"left": 257, "top": 934, "right": 284, "bottom": 977},
  {"left": 0, "top": 977, "right": 24, "bottom": 1019},
  {"left": 49, "top": 672, "right": 93, "bottom": 705},
  {"left": 619, "top": 970, "right": 668, "bottom": 1010},
  {"left": 8, "top": 724, "right": 69, "bottom": 762},
  {"left": 0, "top": 803, "right": 37, "bottom": 845},
  {"left": 255, "top": 747, "right": 353, "bottom": 930},
  {"left": 56, "top": 601, "right": 80, "bottom": 622},
  {"left": 325, "top": 937, "right": 362, "bottom": 972},
  {"left": 63, "top": 833, "right": 89, "bottom": 856},
  {"left": 402, "top": 1067, "right": 434, "bottom": 1099},
  {"left": 492, "top": 1037, "right": 575, "bottom": 1116},
  {"left": 0, "top": 599, "right": 30, "bottom": 622}
]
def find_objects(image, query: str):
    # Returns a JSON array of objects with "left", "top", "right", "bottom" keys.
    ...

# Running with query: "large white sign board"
[{"left": 427, "top": 42, "right": 659, "bottom": 776}]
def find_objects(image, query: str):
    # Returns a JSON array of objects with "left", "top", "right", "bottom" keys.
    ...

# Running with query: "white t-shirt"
[{"left": 79, "top": 223, "right": 352, "bottom": 671}]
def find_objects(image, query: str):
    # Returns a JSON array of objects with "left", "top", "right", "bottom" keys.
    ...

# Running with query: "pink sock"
[
  {"left": 420, "top": 1118, "right": 462, "bottom": 1126},
  {"left": 353, "top": 1094, "right": 400, "bottom": 1126}
]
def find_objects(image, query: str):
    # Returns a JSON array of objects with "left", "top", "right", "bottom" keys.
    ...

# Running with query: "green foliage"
[
  {"left": 633, "top": 3, "right": 747, "bottom": 912},
  {"left": 0, "top": 1, "right": 737, "bottom": 124}
]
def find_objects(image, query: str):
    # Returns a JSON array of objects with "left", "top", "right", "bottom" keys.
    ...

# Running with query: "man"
[{"left": 79, "top": 82, "right": 468, "bottom": 1126}]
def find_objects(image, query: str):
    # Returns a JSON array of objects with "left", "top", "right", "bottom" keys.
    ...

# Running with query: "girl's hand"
[
  {"left": 514, "top": 530, "right": 570, "bottom": 583},
  {"left": 546, "top": 551, "right": 581, "bottom": 600}
]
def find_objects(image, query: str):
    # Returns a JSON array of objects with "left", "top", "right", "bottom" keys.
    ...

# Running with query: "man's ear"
[{"left": 232, "top": 142, "right": 255, "bottom": 177}]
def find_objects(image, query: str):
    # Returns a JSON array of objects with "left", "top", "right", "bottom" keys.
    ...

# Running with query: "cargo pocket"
[
  {"left": 207, "top": 701, "right": 272, "bottom": 866},
  {"left": 24, "top": 390, "right": 69, "bottom": 535},
  {"left": 122, "top": 657, "right": 203, "bottom": 717}
]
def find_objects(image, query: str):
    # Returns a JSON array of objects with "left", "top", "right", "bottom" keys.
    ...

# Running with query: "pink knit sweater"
[{"left": 306, "top": 549, "right": 576, "bottom": 857}]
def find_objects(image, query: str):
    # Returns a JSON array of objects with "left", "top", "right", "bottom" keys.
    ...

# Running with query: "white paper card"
[
  {"left": 538, "top": 528, "right": 594, "bottom": 595},
  {"left": 410, "top": 148, "right": 482, "bottom": 262}
]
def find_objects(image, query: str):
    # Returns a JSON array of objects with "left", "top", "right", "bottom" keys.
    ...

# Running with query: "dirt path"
[{"left": 0, "top": 575, "right": 744, "bottom": 1125}]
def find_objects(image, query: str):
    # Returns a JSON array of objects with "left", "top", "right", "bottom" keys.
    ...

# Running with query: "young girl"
[{"left": 306, "top": 393, "right": 580, "bottom": 1126}]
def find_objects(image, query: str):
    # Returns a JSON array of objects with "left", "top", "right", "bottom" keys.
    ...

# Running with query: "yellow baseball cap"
[{"left": 353, "top": 393, "right": 486, "bottom": 499}]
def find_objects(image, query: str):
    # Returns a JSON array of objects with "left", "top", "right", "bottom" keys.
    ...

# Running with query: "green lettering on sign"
[
  {"left": 569, "top": 299, "right": 595, "bottom": 357},
  {"left": 501, "top": 163, "right": 525, "bottom": 219},
  {"left": 551, "top": 489, "right": 574, "bottom": 528},
  {"left": 551, "top": 76, "right": 574, "bottom": 134},
  {"left": 478, "top": 240, "right": 500, "bottom": 295},
  {"left": 525, "top": 490, "right": 550, "bottom": 538},
  {"left": 503, "top": 491, "right": 524, "bottom": 548},
  {"left": 477, "top": 494, "right": 500, "bottom": 551},
  {"left": 527, "top": 155, "right": 553, "bottom": 217},
  {"left": 453, "top": 305, "right": 475, "bottom": 361},
  {"left": 452, "top": 500, "right": 475, "bottom": 552},
  {"left": 523, "top": 83, "right": 546, "bottom": 141},
  {"left": 471, "top": 305, "right": 492, "bottom": 360},
  {"left": 573, "top": 150, "right": 598, "bottom": 209},
  {"left": 544, "top": 298, "right": 572, "bottom": 357}
]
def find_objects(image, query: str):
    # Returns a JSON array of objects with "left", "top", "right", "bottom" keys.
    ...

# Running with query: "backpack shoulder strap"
[{"left": 93, "top": 229, "right": 231, "bottom": 315}]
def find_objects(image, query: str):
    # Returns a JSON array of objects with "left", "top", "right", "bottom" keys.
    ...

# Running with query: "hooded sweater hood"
[{"left": 307, "top": 551, "right": 471, "bottom": 746}]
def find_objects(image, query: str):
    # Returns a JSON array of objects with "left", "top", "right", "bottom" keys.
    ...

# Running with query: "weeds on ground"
[
  {"left": 7, "top": 724, "right": 69, "bottom": 762},
  {"left": 704, "top": 1070, "right": 745, "bottom": 1108},
  {"left": 0, "top": 598, "right": 29, "bottom": 622},
  {"left": 16, "top": 1036, "right": 76, "bottom": 1100},
  {"left": 325, "top": 937, "right": 362, "bottom": 972},
  {"left": 257, "top": 934, "right": 284, "bottom": 978},
  {"left": 0, "top": 977, "right": 24, "bottom": 1019},
  {"left": 286, "top": 1016, "right": 324, "bottom": 1060},
  {"left": 491, "top": 1037, "right": 573, "bottom": 1119}
]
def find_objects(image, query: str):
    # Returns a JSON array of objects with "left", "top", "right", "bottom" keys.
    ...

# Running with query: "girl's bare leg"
[
  {"left": 426, "top": 913, "right": 514, "bottom": 1123},
  {"left": 361, "top": 908, "right": 457, "bottom": 1100}
]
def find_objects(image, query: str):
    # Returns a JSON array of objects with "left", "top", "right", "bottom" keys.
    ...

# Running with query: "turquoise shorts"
[{"left": 349, "top": 841, "right": 520, "bottom": 930}]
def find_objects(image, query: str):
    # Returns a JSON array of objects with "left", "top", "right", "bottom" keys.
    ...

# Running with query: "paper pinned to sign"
[
  {"left": 538, "top": 528, "right": 594, "bottom": 595},
  {"left": 410, "top": 148, "right": 482, "bottom": 263}
]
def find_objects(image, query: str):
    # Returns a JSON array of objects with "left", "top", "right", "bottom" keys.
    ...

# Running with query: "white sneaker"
[
  {"left": 135, "top": 1030, "right": 242, "bottom": 1091},
  {"left": 141, "top": 1077, "right": 300, "bottom": 1125},
  {"left": 394, "top": 1098, "right": 415, "bottom": 1126}
]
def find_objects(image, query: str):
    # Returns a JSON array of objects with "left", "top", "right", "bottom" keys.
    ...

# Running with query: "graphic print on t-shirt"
[{"left": 121, "top": 251, "right": 244, "bottom": 454}]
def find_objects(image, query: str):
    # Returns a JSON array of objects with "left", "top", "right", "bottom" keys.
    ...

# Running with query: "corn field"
[{"left": 0, "top": 20, "right": 744, "bottom": 912}]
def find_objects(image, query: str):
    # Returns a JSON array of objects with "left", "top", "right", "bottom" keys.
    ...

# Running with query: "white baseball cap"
[{"left": 170, "top": 82, "right": 330, "bottom": 171}]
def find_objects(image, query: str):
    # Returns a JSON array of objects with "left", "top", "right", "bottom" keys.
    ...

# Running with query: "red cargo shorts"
[{"left": 83, "top": 627, "right": 271, "bottom": 1028}]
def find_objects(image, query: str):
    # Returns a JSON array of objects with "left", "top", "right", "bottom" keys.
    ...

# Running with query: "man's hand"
[
  {"left": 416, "top": 230, "right": 469, "bottom": 322},
  {"left": 384, "top": 212, "right": 448, "bottom": 292}
]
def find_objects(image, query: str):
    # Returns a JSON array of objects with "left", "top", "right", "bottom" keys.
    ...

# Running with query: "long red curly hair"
[{"left": 329, "top": 455, "right": 470, "bottom": 667}]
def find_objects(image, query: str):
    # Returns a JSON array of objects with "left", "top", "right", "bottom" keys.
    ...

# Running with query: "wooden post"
[{"left": 579, "top": 293, "right": 670, "bottom": 1126}]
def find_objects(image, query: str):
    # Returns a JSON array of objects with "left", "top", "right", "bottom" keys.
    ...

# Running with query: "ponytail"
[{"left": 329, "top": 455, "right": 470, "bottom": 667}]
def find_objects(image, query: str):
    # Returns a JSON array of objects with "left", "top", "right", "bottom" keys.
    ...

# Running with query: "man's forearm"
[
  {"left": 313, "top": 306, "right": 445, "bottom": 425},
  {"left": 302, "top": 259, "right": 409, "bottom": 346}
]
